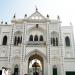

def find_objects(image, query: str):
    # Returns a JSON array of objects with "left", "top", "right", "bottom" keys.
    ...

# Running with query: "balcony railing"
[{"left": 26, "top": 41, "right": 46, "bottom": 46}]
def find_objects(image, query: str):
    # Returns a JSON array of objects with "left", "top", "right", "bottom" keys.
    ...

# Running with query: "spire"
[
  {"left": 35, "top": 6, "right": 38, "bottom": 11},
  {"left": 36, "top": 7, "right": 38, "bottom": 11},
  {"left": 57, "top": 15, "right": 60, "bottom": 19}
]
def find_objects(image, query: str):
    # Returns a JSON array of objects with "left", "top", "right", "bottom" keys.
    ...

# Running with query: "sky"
[{"left": 0, "top": 0, "right": 75, "bottom": 38}]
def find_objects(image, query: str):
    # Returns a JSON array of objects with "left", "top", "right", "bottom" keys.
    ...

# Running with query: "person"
[{"left": 2, "top": 67, "right": 8, "bottom": 75}]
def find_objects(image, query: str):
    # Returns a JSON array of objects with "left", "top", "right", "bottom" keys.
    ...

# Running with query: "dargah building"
[{"left": 0, "top": 9, "right": 75, "bottom": 75}]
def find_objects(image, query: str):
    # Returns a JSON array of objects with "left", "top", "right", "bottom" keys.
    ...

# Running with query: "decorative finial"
[
  {"left": 24, "top": 14, "right": 27, "bottom": 18},
  {"left": 36, "top": 8, "right": 38, "bottom": 11},
  {"left": 5, "top": 22, "right": 7, "bottom": 24},
  {"left": 35, "top": 6, "right": 38, "bottom": 11},
  {"left": 1, "top": 21, "right": 3, "bottom": 24},
  {"left": 70, "top": 22, "right": 72, "bottom": 26},
  {"left": 13, "top": 14, "right": 16, "bottom": 18},
  {"left": 57, "top": 15, "right": 60, "bottom": 20},
  {"left": 47, "top": 14, "right": 49, "bottom": 18}
]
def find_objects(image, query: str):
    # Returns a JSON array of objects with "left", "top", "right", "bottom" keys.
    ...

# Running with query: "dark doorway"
[
  {"left": 0, "top": 70, "right": 2, "bottom": 75},
  {"left": 2, "top": 36, "right": 7, "bottom": 45},
  {"left": 66, "top": 71, "right": 75, "bottom": 75},
  {"left": 14, "top": 68, "right": 18, "bottom": 75},
  {"left": 33, "top": 71, "right": 39, "bottom": 75},
  {"left": 53, "top": 67, "right": 57, "bottom": 75},
  {"left": 14, "top": 64, "right": 19, "bottom": 75}
]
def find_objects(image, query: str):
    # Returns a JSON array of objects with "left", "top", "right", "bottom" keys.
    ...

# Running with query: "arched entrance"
[
  {"left": 53, "top": 65, "right": 57, "bottom": 75},
  {"left": 14, "top": 64, "right": 19, "bottom": 75},
  {"left": 28, "top": 53, "right": 44, "bottom": 75}
]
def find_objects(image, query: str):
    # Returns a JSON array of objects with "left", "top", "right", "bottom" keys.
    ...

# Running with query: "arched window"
[
  {"left": 51, "top": 31, "right": 59, "bottom": 46},
  {"left": 56, "top": 38, "right": 58, "bottom": 46},
  {"left": 29, "top": 35, "right": 33, "bottom": 41},
  {"left": 53, "top": 38, "right": 55, "bottom": 46},
  {"left": 39, "top": 35, "right": 43, "bottom": 41},
  {"left": 34, "top": 35, "right": 38, "bottom": 41},
  {"left": 2, "top": 36, "right": 7, "bottom": 45},
  {"left": 14, "top": 31, "right": 22, "bottom": 46},
  {"left": 17, "top": 37, "right": 20, "bottom": 45},
  {"left": 65, "top": 36, "right": 70, "bottom": 46},
  {"left": 20, "top": 36, "right": 22, "bottom": 44},
  {"left": 14, "top": 36, "right": 22, "bottom": 46}
]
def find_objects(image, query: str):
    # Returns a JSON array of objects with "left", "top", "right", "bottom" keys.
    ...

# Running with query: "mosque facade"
[{"left": 0, "top": 9, "right": 75, "bottom": 75}]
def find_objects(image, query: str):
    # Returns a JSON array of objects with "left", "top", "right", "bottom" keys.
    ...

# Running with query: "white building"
[{"left": 0, "top": 9, "right": 75, "bottom": 75}]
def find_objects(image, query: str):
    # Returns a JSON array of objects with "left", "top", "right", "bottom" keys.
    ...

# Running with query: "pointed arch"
[
  {"left": 2, "top": 35, "right": 7, "bottom": 45},
  {"left": 14, "top": 31, "right": 22, "bottom": 46},
  {"left": 53, "top": 38, "right": 55, "bottom": 46},
  {"left": 56, "top": 38, "right": 58, "bottom": 46},
  {"left": 65, "top": 36, "right": 70, "bottom": 46},
  {"left": 39, "top": 35, "right": 43, "bottom": 41},
  {"left": 29, "top": 35, "right": 33, "bottom": 41},
  {"left": 14, "top": 64, "right": 19, "bottom": 68},
  {"left": 51, "top": 31, "right": 59, "bottom": 46},
  {"left": 34, "top": 35, "right": 38, "bottom": 41},
  {"left": 20, "top": 36, "right": 22, "bottom": 43},
  {"left": 17, "top": 37, "right": 20, "bottom": 44}
]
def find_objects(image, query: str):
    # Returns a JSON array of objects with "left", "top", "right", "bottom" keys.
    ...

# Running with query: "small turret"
[
  {"left": 35, "top": 6, "right": 38, "bottom": 12},
  {"left": 5, "top": 22, "right": 7, "bottom": 24},
  {"left": 13, "top": 14, "right": 16, "bottom": 19},
  {"left": 47, "top": 14, "right": 49, "bottom": 19},
  {"left": 57, "top": 15, "right": 60, "bottom": 20},
  {"left": 1, "top": 21, "right": 3, "bottom": 24},
  {"left": 24, "top": 14, "right": 27, "bottom": 18}
]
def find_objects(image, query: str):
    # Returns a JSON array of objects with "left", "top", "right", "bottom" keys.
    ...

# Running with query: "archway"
[
  {"left": 53, "top": 65, "right": 57, "bottom": 75},
  {"left": 28, "top": 53, "right": 44, "bottom": 75},
  {"left": 14, "top": 64, "right": 19, "bottom": 75}
]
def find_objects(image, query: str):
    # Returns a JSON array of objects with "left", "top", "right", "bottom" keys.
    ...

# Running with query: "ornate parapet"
[{"left": 26, "top": 41, "right": 46, "bottom": 47}]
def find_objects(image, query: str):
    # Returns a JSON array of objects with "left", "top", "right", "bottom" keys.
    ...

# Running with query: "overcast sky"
[{"left": 0, "top": 0, "right": 75, "bottom": 38}]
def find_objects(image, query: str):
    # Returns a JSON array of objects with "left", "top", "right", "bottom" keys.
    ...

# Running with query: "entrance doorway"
[
  {"left": 14, "top": 65, "right": 19, "bottom": 75},
  {"left": 28, "top": 54, "right": 44, "bottom": 75},
  {"left": 53, "top": 65, "right": 57, "bottom": 75}
]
